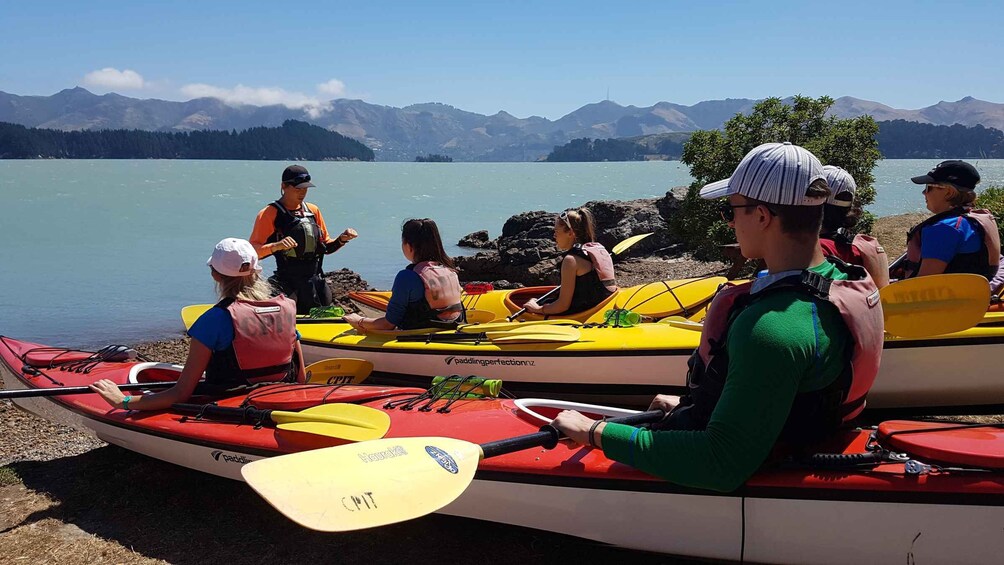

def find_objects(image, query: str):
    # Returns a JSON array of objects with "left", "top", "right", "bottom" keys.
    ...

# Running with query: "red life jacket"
[
  {"left": 204, "top": 295, "right": 298, "bottom": 388},
  {"left": 665, "top": 260, "right": 884, "bottom": 444},
  {"left": 412, "top": 261, "right": 463, "bottom": 323},
  {"left": 580, "top": 242, "right": 618, "bottom": 291},
  {"left": 904, "top": 208, "right": 1001, "bottom": 280}
]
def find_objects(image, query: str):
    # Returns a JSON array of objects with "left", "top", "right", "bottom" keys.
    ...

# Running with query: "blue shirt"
[
  {"left": 385, "top": 268, "right": 427, "bottom": 327},
  {"left": 188, "top": 307, "right": 235, "bottom": 351},
  {"left": 920, "top": 216, "right": 983, "bottom": 263}
]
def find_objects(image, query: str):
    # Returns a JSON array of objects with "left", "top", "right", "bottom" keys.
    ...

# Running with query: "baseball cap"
[
  {"left": 822, "top": 165, "right": 856, "bottom": 207},
  {"left": 282, "top": 164, "right": 316, "bottom": 189},
  {"left": 910, "top": 160, "right": 980, "bottom": 191},
  {"left": 207, "top": 238, "right": 262, "bottom": 278},
  {"left": 700, "top": 142, "right": 826, "bottom": 206}
]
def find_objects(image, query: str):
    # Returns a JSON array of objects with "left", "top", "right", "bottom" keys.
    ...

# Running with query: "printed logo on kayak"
[
  {"left": 444, "top": 356, "right": 535, "bottom": 367},
  {"left": 210, "top": 450, "right": 254, "bottom": 465},
  {"left": 357, "top": 445, "right": 408, "bottom": 463},
  {"left": 425, "top": 446, "right": 459, "bottom": 474}
]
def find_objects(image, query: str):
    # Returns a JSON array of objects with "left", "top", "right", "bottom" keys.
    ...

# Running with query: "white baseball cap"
[
  {"left": 699, "top": 142, "right": 827, "bottom": 206},
  {"left": 207, "top": 238, "right": 262, "bottom": 278},
  {"left": 822, "top": 165, "right": 856, "bottom": 207}
]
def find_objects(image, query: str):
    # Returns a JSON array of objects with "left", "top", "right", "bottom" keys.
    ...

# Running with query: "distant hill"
[
  {"left": 5, "top": 88, "right": 1004, "bottom": 161},
  {"left": 546, "top": 122, "right": 1004, "bottom": 161},
  {"left": 0, "top": 119, "right": 374, "bottom": 160}
]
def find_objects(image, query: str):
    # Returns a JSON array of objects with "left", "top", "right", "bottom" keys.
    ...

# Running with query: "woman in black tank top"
[{"left": 523, "top": 207, "right": 616, "bottom": 317}]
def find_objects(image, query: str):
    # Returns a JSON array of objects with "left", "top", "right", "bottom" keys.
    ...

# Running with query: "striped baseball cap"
[
  {"left": 822, "top": 165, "right": 856, "bottom": 207},
  {"left": 699, "top": 142, "right": 827, "bottom": 206}
]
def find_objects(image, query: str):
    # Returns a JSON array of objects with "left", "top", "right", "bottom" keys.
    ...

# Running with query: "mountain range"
[{"left": 4, "top": 88, "right": 1004, "bottom": 161}]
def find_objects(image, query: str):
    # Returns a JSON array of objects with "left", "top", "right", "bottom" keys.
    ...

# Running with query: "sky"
[{"left": 2, "top": 0, "right": 1003, "bottom": 120}]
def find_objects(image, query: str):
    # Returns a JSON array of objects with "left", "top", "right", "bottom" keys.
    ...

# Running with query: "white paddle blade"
[{"left": 241, "top": 437, "right": 482, "bottom": 531}]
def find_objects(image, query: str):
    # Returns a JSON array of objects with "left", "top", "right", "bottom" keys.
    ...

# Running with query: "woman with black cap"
[{"left": 896, "top": 160, "right": 1001, "bottom": 281}]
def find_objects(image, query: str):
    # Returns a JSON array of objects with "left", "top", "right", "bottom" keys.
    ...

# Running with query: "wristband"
[
  {"left": 588, "top": 419, "right": 602, "bottom": 449},
  {"left": 122, "top": 395, "right": 132, "bottom": 410}
]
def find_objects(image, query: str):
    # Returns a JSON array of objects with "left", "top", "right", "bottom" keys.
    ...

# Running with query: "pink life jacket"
[
  {"left": 413, "top": 261, "right": 463, "bottom": 322},
  {"left": 205, "top": 295, "right": 298, "bottom": 387},
  {"left": 904, "top": 208, "right": 1001, "bottom": 280},
  {"left": 671, "top": 261, "right": 883, "bottom": 444},
  {"left": 580, "top": 242, "right": 618, "bottom": 290}
]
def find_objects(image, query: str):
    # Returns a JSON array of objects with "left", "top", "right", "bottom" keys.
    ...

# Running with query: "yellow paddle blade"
[
  {"left": 880, "top": 274, "right": 990, "bottom": 338},
  {"left": 241, "top": 437, "right": 482, "bottom": 531},
  {"left": 611, "top": 232, "right": 654, "bottom": 255},
  {"left": 463, "top": 309, "right": 496, "bottom": 324},
  {"left": 271, "top": 403, "right": 391, "bottom": 432},
  {"left": 181, "top": 304, "right": 213, "bottom": 330},
  {"left": 305, "top": 358, "right": 373, "bottom": 385},
  {"left": 276, "top": 421, "right": 387, "bottom": 442},
  {"left": 487, "top": 326, "right": 581, "bottom": 343},
  {"left": 459, "top": 319, "right": 580, "bottom": 333}
]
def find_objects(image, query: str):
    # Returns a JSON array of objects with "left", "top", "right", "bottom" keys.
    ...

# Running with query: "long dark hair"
[{"left": 402, "top": 218, "right": 455, "bottom": 269}]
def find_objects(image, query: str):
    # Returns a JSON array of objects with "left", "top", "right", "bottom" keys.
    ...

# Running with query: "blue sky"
[{"left": 2, "top": 0, "right": 1003, "bottom": 119}]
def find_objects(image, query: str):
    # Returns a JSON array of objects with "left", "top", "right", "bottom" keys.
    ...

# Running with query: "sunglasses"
[
  {"left": 717, "top": 202, "right": 773, "bottom": 222},
  {"left": 558, "top": 210, "right": 573, "bottom": 229},
  {"left": 284, "top": 173, "right": 311, "bottom": 186},
  {"left": 922, "top": 184, "right": 948, "bottom": 194}
]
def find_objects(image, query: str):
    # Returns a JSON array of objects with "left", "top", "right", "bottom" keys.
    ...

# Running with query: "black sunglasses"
[
  {"left": 284, "top": 173, "right": 311, "bottom": 185},
  {"left": 717, "top": 201, "right": 775, "bottom": 222}
]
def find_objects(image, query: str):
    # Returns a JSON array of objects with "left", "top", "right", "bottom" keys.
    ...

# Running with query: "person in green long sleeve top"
[{"left": 551, "top": 142, "right": 884, "bottom": 493}]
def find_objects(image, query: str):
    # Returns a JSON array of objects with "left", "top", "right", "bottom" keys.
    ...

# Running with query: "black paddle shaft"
[
  {"left": 480, "top": 410, "right": 665, "bottom": 459},
  {"left": 507, "top": 287, "right": 560, "bottom": 322},
  {"left": 172, "top": 403, "right": 273, "bottom": 424},
  {"left": 0, "top": 381, "right": 177, "bottom": 399}
]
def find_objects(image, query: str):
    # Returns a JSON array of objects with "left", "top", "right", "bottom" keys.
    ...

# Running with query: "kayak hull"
[
  {"left": 298, "top": 321, "right": 1004, "bottom": 412},
  {"left": 2, "top": 336, "right": 1003, "bottom": 564}
]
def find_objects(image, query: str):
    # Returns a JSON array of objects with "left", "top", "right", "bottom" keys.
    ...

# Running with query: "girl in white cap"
[
  {"left": 819, "top": 165, "right": 890, "bottom": 288},
  {"left": 90, "top": 238, "right": 305, "bottom": 411}
]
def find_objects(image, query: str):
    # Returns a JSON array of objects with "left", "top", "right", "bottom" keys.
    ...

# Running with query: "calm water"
[{"left": 3, "top": 159, "right": 1004, "bottom": 347}]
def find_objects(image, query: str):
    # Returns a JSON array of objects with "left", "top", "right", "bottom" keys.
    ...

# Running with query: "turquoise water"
[{"left": 3, "top": 159, "right": 1003, "bottom": 347}]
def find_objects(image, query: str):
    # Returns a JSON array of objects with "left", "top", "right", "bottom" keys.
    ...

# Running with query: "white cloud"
[
  {"left": 179, "top": 79, "right": 354, "bottom": 118},
  {"left": 83, "top": 68, "right": 145, "bottom": 90},
  {"left": 317, "top": 79, "right": 346, "bottom": 97}
]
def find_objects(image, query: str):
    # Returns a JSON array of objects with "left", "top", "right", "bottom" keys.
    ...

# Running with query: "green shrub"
[
  {"left": 670, "top": 96, "right": 880, "bottom": 260},
  {"left": 975, "top": 184, "right": 1004, "bottom": 242}
]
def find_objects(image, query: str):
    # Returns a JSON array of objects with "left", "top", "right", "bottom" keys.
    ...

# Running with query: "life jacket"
[
  {"left": 904, "top": 208, "right": 1001, "bottom": 280},
  {"left": 664, "top": 260, "right": 884, "bottom": 445},
  {"left": 553, "top": 243, "right": 617, "bottom": 315},
  {"left": 204, "top": 295, "right": 298, "bottom": 388},
  {"left": 398, "top": 262, "right": 463, "bottom": 329},
  {"left": 269, "top": 201, "right": 325, "bottom": 278}
]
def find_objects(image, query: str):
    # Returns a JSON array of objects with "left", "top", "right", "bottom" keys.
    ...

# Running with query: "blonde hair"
[
  {"left": 944, "top": 185, "right": 978, "bottom": 208},
  {"left": 213, "top": 269, "right": 274, "bottom": 302},
  {"left": 559, "top": 207, "right": 598, "bottom": 244}
]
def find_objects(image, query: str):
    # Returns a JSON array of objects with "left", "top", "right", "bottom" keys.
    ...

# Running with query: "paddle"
[
  {"left": 1, "top": 357, "right": 377, "bottom": 400},
  {"left": 396, "top": 325, "right": 581, "bottom": 344},
  {"left": 181, "top": 304, "right": 346, "bottom": 331},
  {"left": 651, "top": 274, "right": 991, "bottom": 339},
  {"left": 880, "top": 273, "right": 990, "bottom": 338},
  {"left": 505, "top": 232, "right": 657, "bottom": 322},
  {"left": 458, "top": 319, "right": 581, "bottom": 333},
  {"left": 305, "top": 358, "right": 373, "bottom": 385},
  {"left": 173, "top": 402, "right": 390, "bottom": 442},
  {"left": 241, "top": 409, "right": 664, "bottom": 531}
]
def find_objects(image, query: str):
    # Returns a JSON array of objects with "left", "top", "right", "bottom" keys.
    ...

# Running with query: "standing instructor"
[{"left": 250, "top": 165, "right": 358, "bottom": 314}]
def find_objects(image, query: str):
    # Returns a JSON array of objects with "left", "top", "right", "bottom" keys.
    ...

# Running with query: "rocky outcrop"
[
  {"left": 322, "top": 268, "right": 373, "bottom": 311},
  {"left": 454, "top": 191, "right": 683, "bottom": 285},
  {"left": 457, "top": 230, "right": 495, "bottom": 249}
]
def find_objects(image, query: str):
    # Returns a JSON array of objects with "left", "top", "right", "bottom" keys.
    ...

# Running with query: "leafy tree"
[{"left": 674, "top": 96, "right": 880, "bottom": 259}]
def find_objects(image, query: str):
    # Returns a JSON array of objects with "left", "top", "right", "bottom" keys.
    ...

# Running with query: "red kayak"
[{"left": 2, "top": 335, "right": 1002, "bottom": 564}]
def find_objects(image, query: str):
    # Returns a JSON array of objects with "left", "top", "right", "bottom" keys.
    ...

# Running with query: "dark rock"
[
  {"left": 454, "top": 193, "right": 686, "bottom": 285},
  {"left": 322, "top": 268, "right": 373, "bottom": 311},
  {"left": 457, "top": 230, "right": 495, "bottom": 249}
]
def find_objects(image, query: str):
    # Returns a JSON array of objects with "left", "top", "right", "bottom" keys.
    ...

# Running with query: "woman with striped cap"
[{"left": 819, "top": 165, "right": 889, "bottom": 287}]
